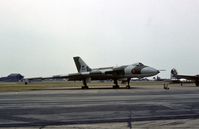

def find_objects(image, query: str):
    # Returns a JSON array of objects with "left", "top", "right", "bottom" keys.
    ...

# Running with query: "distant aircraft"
[
  {"left": 25, "top": 56, "right": 160, "bottom": 89},
  {"left": 0, "top": 73, "right": 24, "bottom": 82},
  {"left": 171, "top": 68, "right": 199, "bottom": 86}
]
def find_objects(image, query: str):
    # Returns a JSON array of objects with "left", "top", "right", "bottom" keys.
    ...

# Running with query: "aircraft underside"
[{"left": 69, "top": 76, "right": 132, "bottom": 89}]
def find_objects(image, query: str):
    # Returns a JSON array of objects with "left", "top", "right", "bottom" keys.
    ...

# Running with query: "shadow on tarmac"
[{"left": 42, "top": 86, "right": 146, "bottom": 91}]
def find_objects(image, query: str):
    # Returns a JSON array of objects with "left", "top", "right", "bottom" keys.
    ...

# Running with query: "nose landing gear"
[{"left": 126, "top": 78, "right": 131, "bottom": 89}]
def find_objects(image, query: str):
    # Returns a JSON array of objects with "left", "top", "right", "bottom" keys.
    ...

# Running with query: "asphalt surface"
[{"left": 0, "top": 85, "right": 199, "bottom": 128}]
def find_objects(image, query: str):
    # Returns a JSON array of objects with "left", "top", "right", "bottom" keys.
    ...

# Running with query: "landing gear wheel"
[
  {"left": 113, "top": 85, "right": 120, "bottom": 89},
  {"left": 163, "top": 84, "right": 169, "bottom": 90},
  {"left": 196, "top": 82, "right": 199, "bottom": 87},
  {"left": 82, "top": 86, "right": 89, "bottom": 89},
  {"left": 126, "top": 85, "right": 130, "bottom": 89}
]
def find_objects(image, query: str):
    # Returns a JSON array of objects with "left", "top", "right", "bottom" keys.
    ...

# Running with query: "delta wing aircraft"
[
  {"left": 25, "top": 56, "right": 160, "bottom": 89},
  {"left": 171, "top": 68, "right": 199, "bottom": 86}
]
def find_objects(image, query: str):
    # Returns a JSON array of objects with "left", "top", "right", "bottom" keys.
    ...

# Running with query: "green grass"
[
  {"left": 0, "top": 82, "right": 70, "bottom": 92},
  {"left": 0, "top": 81, "right": 165, "bottom": 92}
]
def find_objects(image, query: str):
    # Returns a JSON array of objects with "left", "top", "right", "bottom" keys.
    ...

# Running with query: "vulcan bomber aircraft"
[{"left": 25, "top": 56, "right": 160, "bottom": 89}]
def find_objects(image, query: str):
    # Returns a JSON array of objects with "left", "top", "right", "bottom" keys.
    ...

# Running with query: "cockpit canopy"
[{"left": 133, "top": 62, "right": 144, "bottom": 67}]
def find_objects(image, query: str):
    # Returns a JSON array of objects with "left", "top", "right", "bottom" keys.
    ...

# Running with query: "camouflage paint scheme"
[
  {"left": 171, "top": 68, "right": 199, "bottom": 86},
  {"left": 68, "top": 57, "right": 159, "bottom": 89},
  {"left": 25, "top": 56, "right": 160, "bottom": 89}
]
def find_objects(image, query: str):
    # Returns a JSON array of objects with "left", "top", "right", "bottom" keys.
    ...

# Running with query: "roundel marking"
[{"left": 131, "top": 69, "right": 141, "bottom": 74}]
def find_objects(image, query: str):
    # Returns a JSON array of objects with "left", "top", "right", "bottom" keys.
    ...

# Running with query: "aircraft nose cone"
[{"left": 141, "top": 67, "right": 160, "bottom": 76}]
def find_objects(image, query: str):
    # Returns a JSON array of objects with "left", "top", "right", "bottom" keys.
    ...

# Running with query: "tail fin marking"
[{"left": 73, "top": 56, "right": 92, "bottom": 73}]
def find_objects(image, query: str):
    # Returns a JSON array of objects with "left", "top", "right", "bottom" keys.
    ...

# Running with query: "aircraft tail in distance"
[{"left": 171, "top": 68, "right": 178, "bottom": 79}]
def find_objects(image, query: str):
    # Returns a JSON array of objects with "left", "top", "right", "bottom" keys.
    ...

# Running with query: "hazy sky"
[{"left": 0, "top": 0, "right": 199, "bottom": 78}]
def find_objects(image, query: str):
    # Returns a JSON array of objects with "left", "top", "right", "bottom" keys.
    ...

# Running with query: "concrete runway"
[{"left": 0, "top": 85, "right": 199, "bottom": 128}]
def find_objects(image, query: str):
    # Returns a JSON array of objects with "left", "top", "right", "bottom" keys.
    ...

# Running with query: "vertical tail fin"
[
  {"left": 171, "top": 68, "right": 178, "bottom": 79},
  {"left": 73, "top": 56, "right": 92, "bottom": 73}
]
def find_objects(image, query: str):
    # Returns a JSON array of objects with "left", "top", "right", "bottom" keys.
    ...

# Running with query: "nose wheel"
[{"left": 126, "top": 78, "right": 131, "bottom": 89}]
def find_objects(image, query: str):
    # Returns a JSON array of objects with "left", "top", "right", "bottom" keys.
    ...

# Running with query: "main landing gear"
[
  {"left": 81, "top": 79, "right": 132, "bottom": 89},
  {"left": 195, "top": 81, "right": 199, "bottom": 87},
  {"left": 112, "top": 79, "right": 131, "bottom": 89},
  {"left": 81, "top": 79, "right": 89, "bottom": 89},
  {"left": 163, "top": 83, "right": 170, "bottom": 90},
  {"left": 113, "top": 79, "right": 120, "bottom": 89},
  {"left": 113, "top": 80, "right": 120, "bottom": 89}
]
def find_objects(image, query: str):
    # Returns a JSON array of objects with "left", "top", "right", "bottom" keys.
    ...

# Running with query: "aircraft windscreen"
[
  {"left": 134, "top": 62, "right": 144, "bottom": 66},
  {"left": 138, "top": 62, "right": 144, "bottom": 66}
]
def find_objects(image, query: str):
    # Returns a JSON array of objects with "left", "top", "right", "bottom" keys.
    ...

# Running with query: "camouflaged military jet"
[
  {"left": 25, "top": 56, "right": 160, "bottom": 89},
  {"left": 170, "top": 68, "right": 199, "bottom": 86}
]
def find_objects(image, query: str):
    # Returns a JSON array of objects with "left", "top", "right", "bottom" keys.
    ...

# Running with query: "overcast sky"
[{"left": 0, "top": 0, "right": 199, "bottom": 78}]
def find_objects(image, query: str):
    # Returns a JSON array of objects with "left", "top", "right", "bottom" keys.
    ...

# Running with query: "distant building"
[{"left": 0, "top": 73, "right": 24, "bottom": 82}]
